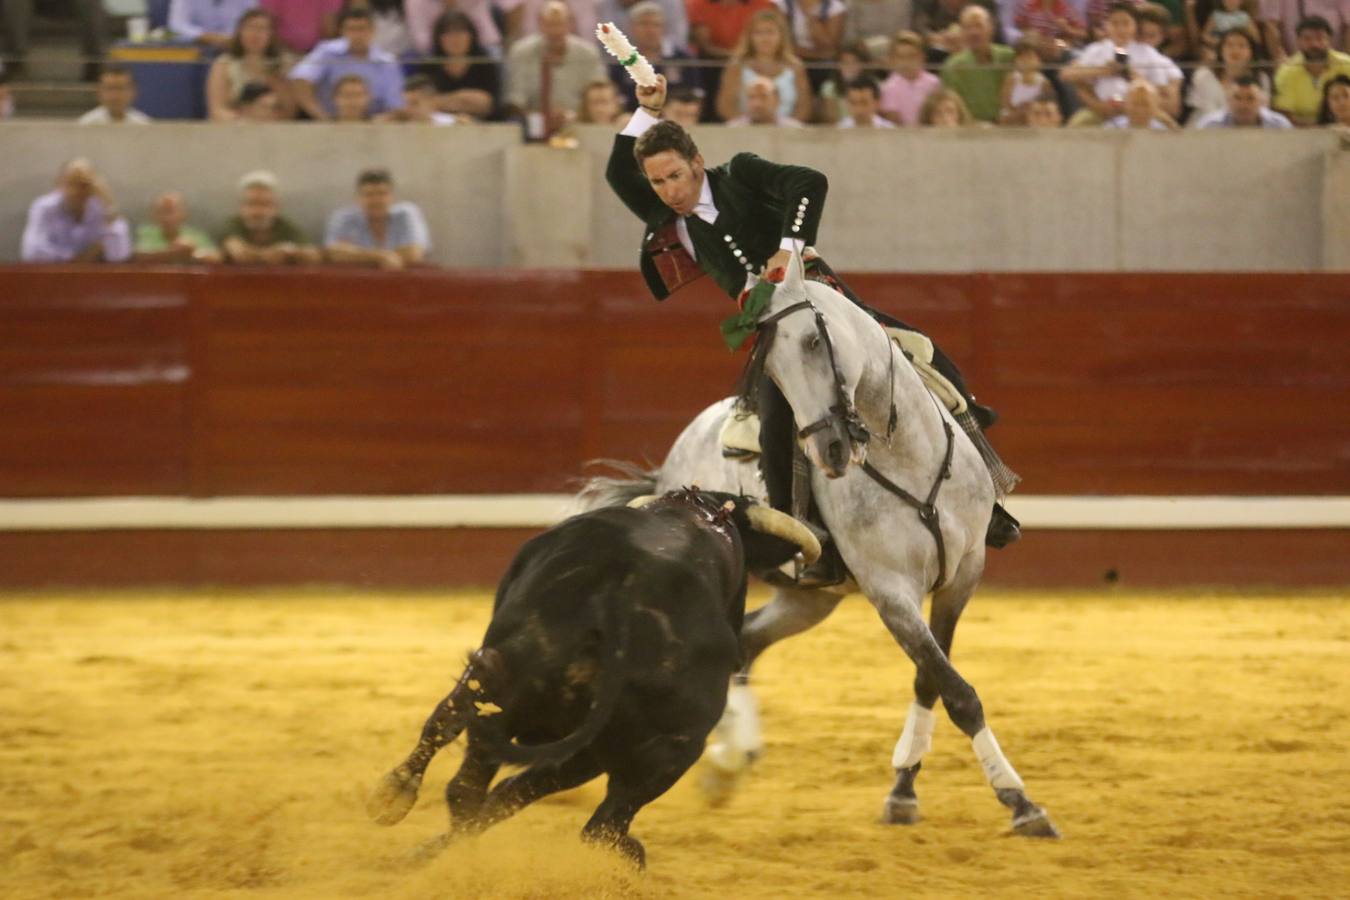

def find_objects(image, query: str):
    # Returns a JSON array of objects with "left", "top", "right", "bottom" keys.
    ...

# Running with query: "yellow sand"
[{"left": 2, "top": 588, "right": 1348, "bottom": 900}]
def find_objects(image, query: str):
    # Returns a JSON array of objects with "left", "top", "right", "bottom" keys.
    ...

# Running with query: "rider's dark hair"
[{"left": 634, "top": 120, "right": 699, "bottom": 166}]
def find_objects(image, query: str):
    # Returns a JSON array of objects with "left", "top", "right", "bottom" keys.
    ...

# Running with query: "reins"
[{"left": 757, "top": 297, "right": 955, "bottom": 592}]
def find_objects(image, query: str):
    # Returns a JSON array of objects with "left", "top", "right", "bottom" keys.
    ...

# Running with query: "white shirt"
[
  {"left": 78, "top": 106, "right": 152, "bottom": 124},
  {"left": 1076, "top": 39, "right": 1182, "bottom": 101},
  {"left": 837, "top": 114, "right": 896, "bottom": 128},
  {"left": 772, "top": 0, "right": 847, "bottom": 53},
  {"left": 621, "top": 107, "right": 806, "bottom": 263}
]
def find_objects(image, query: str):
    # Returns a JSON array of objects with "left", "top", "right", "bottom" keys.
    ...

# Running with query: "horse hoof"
[
  {"left": 1011, "top": 806, "right": 1060, "bottom": 839},
  {"left": 697, "top": 763, "right": 741, "bottom": 808},
  {"left": 406, "top": 832, "right": 452, "bottom": 864},
  {"left": 367, "top": 766, "right": 421, "bottom": 826},
  {"left": 880, "top": 795, "right": 921, "bottom": 825}
]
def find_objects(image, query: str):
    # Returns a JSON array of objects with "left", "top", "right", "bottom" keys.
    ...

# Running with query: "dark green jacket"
[{"left": 606, "top": 132, "right": 829, "bottom": 300}]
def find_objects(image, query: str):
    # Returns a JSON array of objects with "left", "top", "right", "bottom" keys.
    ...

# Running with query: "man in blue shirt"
[
  {"left": 168, "top": 0, "right": 255, "bottom": 49},
  {"left": 324, "top": 169, "right": 430, "bottom": 269},
  {"left": 1195, "top": 76, "right": 1294, "bottom": 129},
  {"left": 291, "top": 8, "right": 405, "bottom": 120}
]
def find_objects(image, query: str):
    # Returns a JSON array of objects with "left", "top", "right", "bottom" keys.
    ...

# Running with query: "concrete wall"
[{"left": 2, "top": 121, "right": 1347, "bottom": 269}]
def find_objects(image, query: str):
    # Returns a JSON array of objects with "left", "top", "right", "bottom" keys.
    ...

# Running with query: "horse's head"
[{"left": 754, "top": 255, "right": 871, "bottom": 479}]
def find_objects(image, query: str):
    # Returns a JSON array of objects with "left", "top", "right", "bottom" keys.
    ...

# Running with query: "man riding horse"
[{"left": 606, "top": 73, "right": 1019, "bottom": 586}]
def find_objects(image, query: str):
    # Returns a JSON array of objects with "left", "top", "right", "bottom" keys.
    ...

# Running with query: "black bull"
[{"left": 367, "top": 489, "right": 816, "bottom": 867}]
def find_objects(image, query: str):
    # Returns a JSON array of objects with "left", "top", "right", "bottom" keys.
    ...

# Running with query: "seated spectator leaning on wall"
[
  {"left": 415, "top": 11, "right": 499, "bottom": 120},
  {"left": 838, "top": 73, "right": 898, "bottom": 124},
  {"left": 324, "top": 169, "right": 430, "bottom": 269},
  {"left": 386, "top": 74, "right": 459, "bottom": 123},
  {"left": 21, "top": 159, "right": 132, "bottom": 263},
  {"left": 919, "top": 84, "right": 976, "bottom": 123},
  {"left": 220, "top": 171, "right": 322, "bottom": 265},
  {"left": 1321, "top": 72, "right": 1350, "bottom": 124},
  {"left": 1062, "top": 2, "right": 1183, "bottom": 125},
  {"left": 504, "top": 0, "right": 607, "bottom": 138},
  {"left": 333, "top": 73, "right": 376, "bottom": 121},
  {"left": 940, "top": 5, "right": 1014, "bottom": 123},
  {"left": 1026, "top": 91, "right": 1063, "bottom": 124},
  {"left": 134, "top": 192, "right": 222, "bottom": 263},
  {"left": 206, "top": 8, "right": 297, "bottom": 122},
  {"left": 578, "top": 79, "right": 627, "bottom": 123},
  {"left": 1274, "top": 16, "right": 1350, "bottom": 125},
  {"left": 291, "top": 8, "right": 405, "bottom": 120},
  {"left": 1194, "top": 73, "right": 1293, "bottom": 125},
  {"left": 236, "top": 83, "right": 286, "bottom": 121},
  {"left": 169, "top": 0, "right": 255, "bottom": 51},
  {"left": 79, "top": 65, "right": 151, "bottom": 124},
  {"left": 725, "top": 73, "right": 807, "bottom": 124},
  {"left": 663, "top": 84, "right": 706, "bottom": 125},
  {"left": 1102, "top": 77, "right": 1175, "bottom": 127}
]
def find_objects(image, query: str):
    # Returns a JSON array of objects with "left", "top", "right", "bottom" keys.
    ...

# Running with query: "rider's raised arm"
[
  {"left": 725, "top": 152, "right": 829, "bottom": 249},
  {"left": 605, "top": 107, "right": 667, "bottom": 222}
]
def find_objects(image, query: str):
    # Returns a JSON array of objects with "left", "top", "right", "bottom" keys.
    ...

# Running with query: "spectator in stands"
[
  {"left": 1, "top": 0, "right": 107, "bottom": 81},
  {"left": 1320, "top": 72, "right": 1350, "bottom": 123},
  {"left": 236, "top": 83, "right": 287, "bottom": 121},
  {"left": 1013, "top": 0, "right": 1086, "bottom": 47},
  {"left": 1062, "top": 2, "right": 1183, "bottom": 126},
  {"left": 220, "top": 171, "right": 322, "bottom": 265},
  {"left": 1026, "top": 91, "right": 1063, "bottom": 124},
  {"left": 726, "top": 73, "right": 807, "bottom": 123},
  {"left": 1138, "top": 1, "right": 1188, "bottom": 61},
  {"left": 168, "top": 0, "right": 255, "bottom": 50},
  {"left": 1187, "top": 27, "right": 1271, "bottom": 122},
  {"left": 1195, "top": 73, "right": 1293, "bottom": 124},
  {"left": 916, "top": 0, "right": 1001, "bottom": 56},
  {"left": 880, "top": 29, "right": 941, "bottom": 124},
  {"left": 837, "top": 73, "right": 897, "bottom": 124},
  {"left": 1260, "top": 0, "right": 1349, "bottom": 61},
  {"left": 597, "top": 0, "right": 690, "bottom": 56},
  {"left": 291, "top": 7, "right": 405, "bottom": 120},
  {"left": 999, "top": 37, "right": 1051, "bottom": 123},
  {"left": 773, "top": 0, "right": 847, "bottom": 85},
  {"left": 1198, "top": 0, "right": 1258, "bottom": 53},
  {"left": 1103, "top": 77, "right": 1175, "bottom": 127},
  {"left": 406, "top": 0, "right": 503, "bottom": 57},
  {"left": 689, "top": 0, "right": 775, "bottom": 63},
  {"left": 415, "top": 10, "right": 499, "bottom": 121},
  {"left": 716, "top": 9, "right": 813, "bottom": 123},
  {"left": 504, "top": 0, "right": 608, "bottom": 138},
  {"left": 333, "top": 73, "right": 375, "bottom": 120},
  {"left": 609, "top": 2, "right": 694, "bottom": 111},
  {"left": 664, "top": 84, "right": 706, "bottom": 125},
  {"left": 940, "top": 5, "right": 1014, "bottom": 123},
  {"left": 577, "top": 79, "right": 626, "bottom": 122},
  {"left": 817, "top": 39, "right": 872, "bottom": 122},
  {"left": 134, "top": 191, "right": 221, "bottom": 263},
  {"left": 206, "top": 9, "right": 297, "bottom": 122},
  {"left": 1274, "top": 16, "right": 1350, "bottom": 125},
  {"left": 500, "top": 0, "right": 601, "bottom": 42},
  {"left": 341, "top": 0, "right": 414, "bottom": 56},
  {"left": 844, "top": 0, "right": 917, "bottom": 55},
  {"left": 385, "top": 73, "right": 459, "bottom": 122},
  {"left": 261, "top": 0, "right": 344, "bottom": 54},
  {"left": 78, "top": 66, "right": 151, "bottom": 125},
  {"left": 325, "top": 168, "right": 429, "bottom": 269},
  {"left": 21, "top": 158, "right": 131, "bottom": 263},
  {"left": 0, "top": 68, "right": 12, "bottom": 120},
  {"left": 918, "top": 84, "right": 975, "bottom": 122}
]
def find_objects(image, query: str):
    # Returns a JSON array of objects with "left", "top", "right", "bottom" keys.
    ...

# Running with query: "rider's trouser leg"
[{"left": 757, "top": 376, "right": 795, "bottom": 514}]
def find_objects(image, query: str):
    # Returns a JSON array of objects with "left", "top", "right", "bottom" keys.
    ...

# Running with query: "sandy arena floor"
[{"left": 1, "top": 588, "right": 1348, "bottom": 899}]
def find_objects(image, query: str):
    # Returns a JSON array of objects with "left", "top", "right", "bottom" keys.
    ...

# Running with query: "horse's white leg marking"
[
  {"left": 705, "top": 679, "right": 763, "bottom": 773},
  {"left": 891, "top": 701, "right": 936, "bottom": 769},
  {"left": 972, "top": 726, "right": 1025, "bottom": 791}
]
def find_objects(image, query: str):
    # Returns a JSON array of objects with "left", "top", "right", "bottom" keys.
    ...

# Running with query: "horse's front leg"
[{"left": 864, "top": 577, "right": 1059, "bottom": 838}]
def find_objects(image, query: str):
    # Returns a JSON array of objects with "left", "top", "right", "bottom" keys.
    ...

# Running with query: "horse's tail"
[{"left": 569, "top": 459, "right": 659, "bottom": 512}]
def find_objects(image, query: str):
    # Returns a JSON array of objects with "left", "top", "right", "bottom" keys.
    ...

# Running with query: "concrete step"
[{"left": 10, "top": 80, "right": 97, "bottom": 118}]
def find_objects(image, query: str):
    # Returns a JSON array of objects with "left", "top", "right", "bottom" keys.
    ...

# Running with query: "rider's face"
[{"left": 641, "top": 150, "right": 706, "bottom": 217}]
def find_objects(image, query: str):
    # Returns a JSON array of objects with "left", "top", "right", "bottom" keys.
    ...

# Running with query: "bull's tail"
[
  {"left": 568, "top": 459, "right": 659, "bottom": 513},
  {"left": 472, "top": 578, "right": 634, "bottom": 768},
  {"left": 366, "top": 653, "right": 492, "bottom": 826}
]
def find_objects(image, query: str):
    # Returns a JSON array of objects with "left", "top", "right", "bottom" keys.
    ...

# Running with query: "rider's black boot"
[{"left": 986, "top": 504, "right": 1021, "bottom": 548}]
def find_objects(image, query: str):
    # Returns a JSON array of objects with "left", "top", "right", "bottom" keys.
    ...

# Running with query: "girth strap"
[{"left": 859, "top": 418, "right": 956, "bottom": 592}]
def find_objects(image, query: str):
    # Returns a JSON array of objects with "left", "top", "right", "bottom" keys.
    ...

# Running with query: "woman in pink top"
[
  {"left": 878, "top": 30, "right": 940, "bottom": 125},
  {"left": 260, "top": 0, "right": 343, "bottom": 54}
]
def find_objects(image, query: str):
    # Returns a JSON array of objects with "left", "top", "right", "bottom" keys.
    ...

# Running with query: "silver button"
[
  {"left": 802, "top": 198, "right": 810, "bottom": 205},
  {"left": 723, "top": 235, "right": 732, "bottom": 242},
  {"left": 791, "top": 225, "right": 800, "bottom": 233}
]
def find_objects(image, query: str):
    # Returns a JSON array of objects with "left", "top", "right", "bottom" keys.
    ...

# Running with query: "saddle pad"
[
  {"left": 719, "top": 408, "right": 762, "bottom": 456},
  {"left": 885, "top": 328, "right": 968, "bottom": 416}
]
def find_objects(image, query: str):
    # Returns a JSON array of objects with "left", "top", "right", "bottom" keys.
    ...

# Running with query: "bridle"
[{"left": 754, "top": 296, "right": 956, "bottom": 591}]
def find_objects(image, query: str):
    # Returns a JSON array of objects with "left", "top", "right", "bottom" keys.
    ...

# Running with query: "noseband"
[{"left": 756, "top": 300, "right": 871, "bottom": 448}]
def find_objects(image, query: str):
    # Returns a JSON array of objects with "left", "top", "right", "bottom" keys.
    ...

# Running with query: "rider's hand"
[{"left": 636, "top": 74, "right": 667, "bottom": 113}]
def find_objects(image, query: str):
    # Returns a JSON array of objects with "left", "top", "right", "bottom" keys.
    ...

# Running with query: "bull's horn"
[
  {"left": 627, "top": 495, "right": 659, "bottom": 508},
  {"left": 745, "top": 506, "right": 821, "bottom": 564}
]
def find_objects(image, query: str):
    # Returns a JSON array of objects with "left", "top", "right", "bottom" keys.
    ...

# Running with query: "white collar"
[{"left": 690, "top": 171, "right": 716, "bottom": 225}]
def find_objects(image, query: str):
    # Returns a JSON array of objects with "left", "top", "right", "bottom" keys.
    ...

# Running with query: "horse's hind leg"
[
  {"left": 741, "top": 585, "right": 845, "bottom": 669},
  {"left": 865, "top": 575, "right": 1059, "bottom": 838},
  {"left": 882, "top": 552, "right": 981, "bottom": 825}
]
